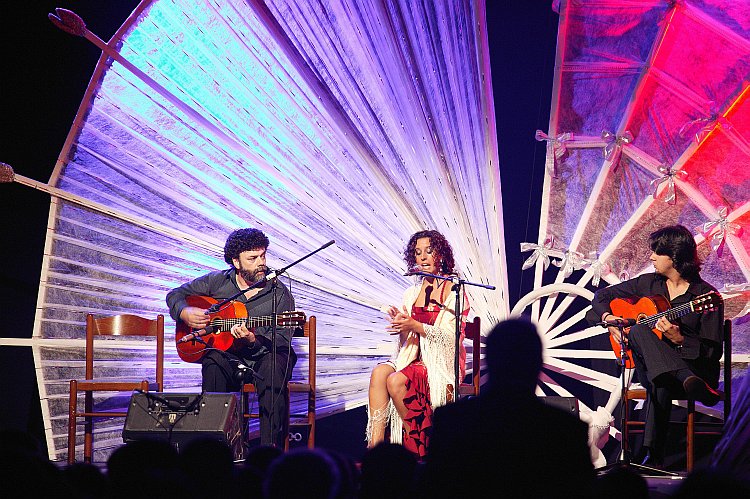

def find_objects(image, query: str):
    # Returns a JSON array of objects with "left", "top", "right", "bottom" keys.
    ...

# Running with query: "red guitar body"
[
  {"left": 174, "top": 295, "right": 306, "bottom": 363},
  {"left": 175, "top": 295, "right": 247, "bottom": 363},
  {"left": 608, "top": 295, "right": 666, "bottom": 369}
]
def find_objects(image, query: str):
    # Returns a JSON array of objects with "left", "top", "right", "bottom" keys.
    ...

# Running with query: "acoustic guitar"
[
  {"left": 175, "top": 295, "right": 306, "bottom": 363},
  {"left": 607, "top": 291, "right": 721, "bottom": 369}
]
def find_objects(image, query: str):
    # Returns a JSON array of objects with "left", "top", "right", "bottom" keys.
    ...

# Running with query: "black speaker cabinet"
[
  {"left": 123, "top": 392, "right": 243, "bottom": 460},
  {"left": 539, "top": 396, "right": 580, "bottom": 418}
]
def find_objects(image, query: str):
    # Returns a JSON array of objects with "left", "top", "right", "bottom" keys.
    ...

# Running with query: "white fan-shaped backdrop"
[{"left": 30, "top": 0, "right": 507, "bottom": 461}]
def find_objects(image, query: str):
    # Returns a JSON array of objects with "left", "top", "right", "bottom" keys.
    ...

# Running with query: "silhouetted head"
[
  {"left": 244, "top": 444, "right": 283, "bottom": 474},
  {"left": 486, "top": 318, "right": 542, "bottom": 394},
  {"left": 671, "top": 468, "right": 750, "bottom": 498},
  {"left": 360, "top": 442, "right": 417, "bottom": 499},
  {"left": 107, "top": 440, "right": 189, "bottom": 498},
  {"left": 178, "top": 438, "right": 235, "bottom": 496},
  {"left": 649, "top": 225, "right": 701, "bottom": 281},
  {"left": 264, "top": 448, "right": 340, "bottom": 499}
]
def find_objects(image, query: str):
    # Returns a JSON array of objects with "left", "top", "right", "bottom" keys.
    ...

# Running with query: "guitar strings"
[{"left": 637, "top": 294, "right": 716, "bottom": 328}]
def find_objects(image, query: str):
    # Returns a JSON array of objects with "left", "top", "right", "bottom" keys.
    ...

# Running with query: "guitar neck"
[
  {"left": 639, "top": 301, "right": 696, "bottom": 328},
  {"left": 213, "top": 315, "right": 277, "bottom": 330}
]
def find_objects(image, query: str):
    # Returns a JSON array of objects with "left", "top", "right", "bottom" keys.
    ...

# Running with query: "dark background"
[{"left": 0, "top": 1, "right": 556, "bottom": 458}]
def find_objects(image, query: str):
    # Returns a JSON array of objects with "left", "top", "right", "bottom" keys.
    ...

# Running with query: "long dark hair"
[
  {"left": 649, "top": 225, "right": 701, "bottom": 281},
  {"left": 404, "top": 230, "right": 456, "bottom": 275}
]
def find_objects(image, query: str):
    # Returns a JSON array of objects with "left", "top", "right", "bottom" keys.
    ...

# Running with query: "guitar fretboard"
[
  {"left": 211, "top": 315, "right": 277, "bottom": 331},
  {"left": 638, "top": 301, "right": 695, "bottom": 328}
]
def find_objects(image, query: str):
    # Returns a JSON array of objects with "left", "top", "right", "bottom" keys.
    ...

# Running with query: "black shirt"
[
  {"left": 166, "top": 268, "right": 295, "bottom": 359},
  {"left": 590, "top": 273, "right": 723, "bottom": 364}
]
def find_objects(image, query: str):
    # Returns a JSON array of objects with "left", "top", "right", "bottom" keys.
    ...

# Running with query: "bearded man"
[{"left": 167, "top": 228, "right": 295, "bottom": 447}]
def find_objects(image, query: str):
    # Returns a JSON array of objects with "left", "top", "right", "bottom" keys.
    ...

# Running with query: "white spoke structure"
[{"left": 517, "top": 1, "right": 750, "bottom": 465}]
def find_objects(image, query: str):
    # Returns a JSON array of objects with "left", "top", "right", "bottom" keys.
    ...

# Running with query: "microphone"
[
  {"left": 404, "top": 268, "right": 459, "bottom": 283},
  {"left": 264, "top": 267, "right": 281, "bottom": 280},
  {"left": 177, "top": 324, "right": 219, "bottom": 343},
  {"left": 597, "top": 318, "right": 637, "bottom": 327},
  {"left": 404, "top": 268, "right": 429, "bottom": 277}
]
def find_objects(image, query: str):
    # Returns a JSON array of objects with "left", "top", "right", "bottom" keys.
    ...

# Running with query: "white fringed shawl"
[{"left": 385, "top": 282, "right": 467, "bottom": 444}]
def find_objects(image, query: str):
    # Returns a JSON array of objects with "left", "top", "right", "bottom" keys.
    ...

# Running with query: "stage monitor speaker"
[
  {"left": 539, "top": 396, "right": 580, "bottom": 419},
  {"left": 123, "top": 392, "right": 243, "bottom": 460}
]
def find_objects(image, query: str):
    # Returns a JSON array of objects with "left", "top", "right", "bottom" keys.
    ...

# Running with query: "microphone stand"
[
  {"left": 595, "top": 324, "right": 675, "bottom": 476},
  {"left": 406, "top": 270, "right": 495, "bottom": 401},
  {"left": 270, "top": 275, "right": 279, "bottom": 446},
  {"left": 206, "top": 240, "right": 336, "bottom": 314},
  {"left": 240, "top": 240, "right": 335, "bottom": 447}
]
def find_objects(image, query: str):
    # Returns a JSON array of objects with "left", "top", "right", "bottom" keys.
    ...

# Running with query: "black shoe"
[
  {"left": 638, "top": 447, "right": 663, "bottom": 468},
  {"left": 683, "top": 375, "right": 721, "bottom": 406}
]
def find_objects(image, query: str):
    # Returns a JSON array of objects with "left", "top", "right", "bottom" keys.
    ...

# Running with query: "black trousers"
[
  {"left": 628, "top": 325, "right": 698, "bottom": 455},
  {"left": 201, "top": 348, "right": 297, "bottom": 448}
]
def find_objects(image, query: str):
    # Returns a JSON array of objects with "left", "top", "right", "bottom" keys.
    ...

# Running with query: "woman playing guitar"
[{"left": 589, "top": 225, "right": 724, "bottom": 467}]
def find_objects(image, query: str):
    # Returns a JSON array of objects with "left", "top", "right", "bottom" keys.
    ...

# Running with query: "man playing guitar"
[
  {"left": 590, "top": 225, "right": 724, "bottom": 467},
  {"left": 167, "top": 228, "right": 296, "bottom": 448}
]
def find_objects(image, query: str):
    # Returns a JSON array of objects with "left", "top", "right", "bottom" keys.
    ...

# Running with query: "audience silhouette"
[
  {"left": 106, "top": 439, "right": 193, "bottom": 499},
  {"left": 360, "top": 442, "right": 418, "bottom": 499},
  {"left": 8, "top": 331, "right": 750, "bottom": 498},
  {"left": 422, "top": 318, "right": 594, "bottom": 497},
  {"left": 263, "top": 448, "right": 341, "bottom": 498}
]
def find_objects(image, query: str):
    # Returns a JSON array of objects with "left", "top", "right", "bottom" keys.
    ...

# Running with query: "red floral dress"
[{"left": 399, "top": 305, "right": 441, "bottom": 460}]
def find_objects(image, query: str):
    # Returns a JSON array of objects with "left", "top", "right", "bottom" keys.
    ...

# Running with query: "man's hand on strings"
[
  {"left": 656, "top": 316, "right": 683, "bottom": 345},
  {"left": 180, "top": 306, "right": 210, "bottom": 329},
  {"left": 230, "top": 323, "right": 256, "bottom": 343}
]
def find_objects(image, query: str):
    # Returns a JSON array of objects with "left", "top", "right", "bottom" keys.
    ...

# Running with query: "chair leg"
[
  {"left": 308, "top": 394, "right": 315, "bottom": 449},
  {"left": 687, "top": 400, "right": 695, "bottom": 472},
  {"left": 68, "top": 380, "right": 78, "bottom": 465},
  {"left": 284, "top": 388, "right": 291, "bottom": 452},
  {"left": 83, "top": 390, "right": 93, "bottom": 463},
  {"left": 240, "top": 387, "right": 249, "bottom": 444},
  {"left": 623, "top": 397, "right": 630, "bottom": 457}
]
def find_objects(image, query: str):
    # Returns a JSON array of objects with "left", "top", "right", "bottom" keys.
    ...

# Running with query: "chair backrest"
[
  {"left": 723, "top": 319, "right": 732, "bottom": 419},
  {"left": 464, "top": 317, "right": 481, "bottom": 395},
  {"left": 293, "top": 315, "right": 316, "bottom": 389},
  {"left": 84, "top": 313, "right": 165, "bottom": 389}
]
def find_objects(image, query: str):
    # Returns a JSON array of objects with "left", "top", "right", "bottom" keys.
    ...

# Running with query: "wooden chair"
[
  {"left": 623, "top": 319, "right": 732, "bottom": 471},
  {"left": 67, "top": 313, "right": 165, "bottom": 464},
  {"left": 448, "top": 316, "right": 482, "bottom": 401},
  {"left": 242, "top": 315, "right": 316, "bottom": 450}
]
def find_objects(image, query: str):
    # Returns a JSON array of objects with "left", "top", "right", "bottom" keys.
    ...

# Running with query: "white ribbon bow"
[
  {"left": 601, "top": 130, "right": 633, "bottom": 170},
  {"left": 696, "top": 206, "right": 743, "bottom": 256},
  {"left": 553, "top": 249, "right": 585, "bottom": 278},
  {"left": 520, "top": 236, "right": 559, "bottom": 270},
  {"left": 678, "top": 113, "right": 732, "bottom": 144},
  {"left": 535, "top": 131, "right": 572, "bottom": 177},
  {"left": 719, "top": 283, "right": 750, "bottom": 293},
  {"left": 618, "top": 267, "right": 631, "bottom": 282},
  {"left": 649, "top": 165, "right": 688, "bottom": 205},
  {"left": 582, "top": 252, "right": 609, "bottom": 287}
]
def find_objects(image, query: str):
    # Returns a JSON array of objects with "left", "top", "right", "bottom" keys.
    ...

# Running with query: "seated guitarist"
[
  {"left": 590, "top": 225, "right": 723, "bottom": 467},
  {"left": 166, "top": 228, "right": 296, "bottom": 448}
]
